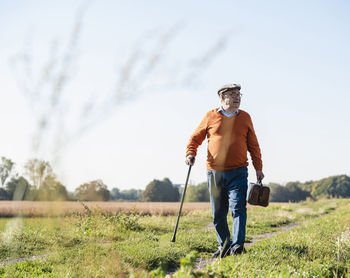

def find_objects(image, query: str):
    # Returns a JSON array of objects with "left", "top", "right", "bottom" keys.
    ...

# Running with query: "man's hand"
[
  {"left": 256, "top": 170, "right": 264, "bottom": 183},
  {"left": 185, "top": 155, "right": 195, "bottom": 166}
]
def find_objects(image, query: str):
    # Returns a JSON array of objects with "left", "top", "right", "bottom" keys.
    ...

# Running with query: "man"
[{"left": 185, "top": 83, "right": 264, "bottom": 258}]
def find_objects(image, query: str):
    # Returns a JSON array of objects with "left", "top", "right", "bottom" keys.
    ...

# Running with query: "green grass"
[
  {"left": 191, "top": 202, "right": 350, "bottom": 277},
  {"left": 0, "top": 199, "right": 349, "bottom": 277}
]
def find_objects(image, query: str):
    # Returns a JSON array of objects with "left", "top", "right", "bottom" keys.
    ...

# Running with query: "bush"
[{"left": 143, "top": 178, "right": 179, "bottom": 202}]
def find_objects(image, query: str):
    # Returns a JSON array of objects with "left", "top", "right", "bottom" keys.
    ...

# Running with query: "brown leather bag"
[{"left": 247, "top": 182, "right": 270, "bottom": 207}]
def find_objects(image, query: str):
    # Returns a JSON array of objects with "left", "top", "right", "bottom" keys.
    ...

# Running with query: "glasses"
[{"left": 221, "top": 91, "right": 243, "bottom": 97}]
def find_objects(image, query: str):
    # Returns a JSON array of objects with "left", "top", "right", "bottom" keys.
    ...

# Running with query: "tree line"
[
  {"left": 1, "top": 156, "right": 350, "bottom": 202},
  {"left": 268, "top": 175, "right": 350, "bottom": 202},
  {"left": 0, "top": 156, "right": 178, "bottom": 201}
]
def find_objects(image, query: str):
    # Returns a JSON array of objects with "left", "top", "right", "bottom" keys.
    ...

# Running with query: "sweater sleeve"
[
  {"left": 246, "top": 115, "right": 263, "bottom": 171},
  {"left": 186, "top": 112, "right": 209, "bottom": 157}
]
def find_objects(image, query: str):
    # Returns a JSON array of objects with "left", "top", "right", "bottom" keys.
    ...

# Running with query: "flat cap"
[{"left": 217, "top": 83, "right": 241, "bottom": 95}]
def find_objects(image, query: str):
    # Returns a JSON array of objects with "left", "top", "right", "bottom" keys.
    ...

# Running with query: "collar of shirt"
[{"left": 217, "top": 107, "right": 239, "bottom": 118}]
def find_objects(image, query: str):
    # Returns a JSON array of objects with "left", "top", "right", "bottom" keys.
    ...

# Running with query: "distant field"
[
  {"left": 0, "top": 200, "right": 330, "bottom": 217},
  {"left": 0, "top": 201, "right": 211, "bottom": 217},
  {"left": 0, "top": 201, "right": 305, "bottom": 217}
]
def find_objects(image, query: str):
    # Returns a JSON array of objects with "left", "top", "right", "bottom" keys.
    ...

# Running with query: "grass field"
[{"left": 0, "top": 199, "right": 349, "bottom": 277}]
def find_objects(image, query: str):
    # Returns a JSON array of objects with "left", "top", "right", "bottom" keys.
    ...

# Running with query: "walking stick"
[{"left": 171, "top": 163, "right": 192, "bottom": 242}]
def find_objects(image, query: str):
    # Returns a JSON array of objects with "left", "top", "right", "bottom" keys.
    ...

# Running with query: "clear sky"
[{"left": 1, "top": 0, "right": 349, "bottom": 191}]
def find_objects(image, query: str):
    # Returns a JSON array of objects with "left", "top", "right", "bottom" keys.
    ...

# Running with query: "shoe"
[
  {"left": 211, "top": 249, "right": 221, "bottom": 258},
  {"left": 212, "top": 245, "right": 231, "bottom": 258},
  {"left": 231, "top": 244, "right": 246, "bottom": 255}
]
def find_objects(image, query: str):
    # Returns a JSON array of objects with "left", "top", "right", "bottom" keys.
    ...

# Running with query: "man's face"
[{"left": 219, "top": 88, "right": 242, "bottom": 109}]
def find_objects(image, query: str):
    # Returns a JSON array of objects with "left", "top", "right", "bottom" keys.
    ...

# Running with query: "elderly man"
[{"left": 185, "top": 83, "right": 264, "bottom": 258}]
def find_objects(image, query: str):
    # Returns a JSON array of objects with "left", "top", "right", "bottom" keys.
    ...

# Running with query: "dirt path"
[
  {"left": 0, "top": 221, "right": 301, "bottom": 269},
  {"left": 0, "top": 241, "right": 114, "bottom": 266},
  {"left": 0, "top": 253, "right": 50, "bottom": 266},
  {"left": 191, "top": 209, "right": 337, "bottom": 273},
  {"left": 0, "top": 216, "right": 324, "bottom": 272},
  {"left": 168, "top": 221, "right": 303, "bottom": 274}
]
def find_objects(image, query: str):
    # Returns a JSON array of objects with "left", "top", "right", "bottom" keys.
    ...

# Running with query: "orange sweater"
[{"left": 186, "top": 108, "right": 262, "bottom": 171}]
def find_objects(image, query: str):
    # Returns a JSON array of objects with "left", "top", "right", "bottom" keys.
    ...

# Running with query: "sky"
[{"left": 1, "top": 0, "right": 349, "bottom": 191}]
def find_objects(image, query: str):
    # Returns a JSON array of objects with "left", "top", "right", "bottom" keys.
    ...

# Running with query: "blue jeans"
[{"left": 207, "top": 167, "right": 248, "bottom": 250}]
